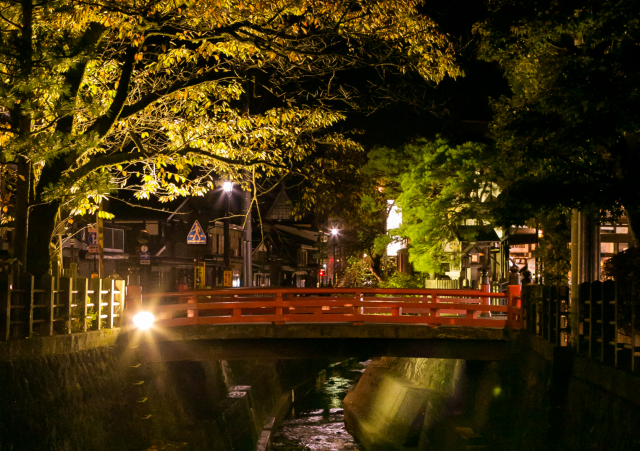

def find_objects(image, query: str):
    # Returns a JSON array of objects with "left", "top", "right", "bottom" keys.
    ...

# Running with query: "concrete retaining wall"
[{"left": 344, "top": 333, "right": 640, "bottom": 451}]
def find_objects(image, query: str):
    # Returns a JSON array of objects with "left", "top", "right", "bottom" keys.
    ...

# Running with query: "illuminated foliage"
[
  {"left": 0, "top": 0, "right": 460, "bottom": 274},
  {"left": 365, "top": 137, "right": 499, "bottom": 273}
]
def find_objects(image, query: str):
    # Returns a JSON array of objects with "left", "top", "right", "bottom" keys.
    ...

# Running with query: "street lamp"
[{"left": 330, "top": 228, "right": 339, "bottom": 286}]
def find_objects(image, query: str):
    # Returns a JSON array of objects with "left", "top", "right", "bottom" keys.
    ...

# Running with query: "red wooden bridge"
[{"left": 126, "top": 286, "right": 523, "bottom": 330}]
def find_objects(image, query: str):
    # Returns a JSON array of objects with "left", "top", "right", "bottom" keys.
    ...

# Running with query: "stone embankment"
[
  {"left": 344, "top": 332, "right": 640, "bottom": 451},
  {"left": 0, "top": 331, "right": 327, "bottom": 451}
]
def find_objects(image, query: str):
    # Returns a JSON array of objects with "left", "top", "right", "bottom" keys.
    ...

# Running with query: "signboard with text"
[
  {"left": 88, "top": 228, "right": 100, "bottom": 254},
  {"left": 140, "top": 251, "right": 150, "bottom": 265},
  {"left": 223, "top": 270, "right": 233, "bottom": 287}
]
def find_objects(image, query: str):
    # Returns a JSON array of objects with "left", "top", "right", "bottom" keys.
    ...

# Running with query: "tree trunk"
[
  {"left": 12, "top": 158, "right": 31, "bottom": 268},
  {"left": 26, "top": 201, "right": 59, "bottom": 277}
]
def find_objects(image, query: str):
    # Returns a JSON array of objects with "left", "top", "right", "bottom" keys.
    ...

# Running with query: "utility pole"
[
  {"left": 223, "top": 184, "right": 232, "bottom": 286},
  {"left": 242, "top": 170, "right": 253, "bottom": 287}
]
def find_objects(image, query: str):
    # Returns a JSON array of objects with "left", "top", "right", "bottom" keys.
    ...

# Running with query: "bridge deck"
[{"left": 121, "top": 323, "right": 512, "bottom": 362}]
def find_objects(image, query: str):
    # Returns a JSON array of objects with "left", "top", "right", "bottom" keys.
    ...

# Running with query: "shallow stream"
[{"left": 271, "top": 360, "right": 369, "bottom": 451}]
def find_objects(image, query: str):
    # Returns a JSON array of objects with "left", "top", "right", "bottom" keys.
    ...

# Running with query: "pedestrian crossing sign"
[{"left": 187, "top": 220, "right": 207, "bottom": 244}]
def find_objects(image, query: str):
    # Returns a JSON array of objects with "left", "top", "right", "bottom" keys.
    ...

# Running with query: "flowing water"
[{"left": 271, "top": 360, "right": 369, "bottom": 451}]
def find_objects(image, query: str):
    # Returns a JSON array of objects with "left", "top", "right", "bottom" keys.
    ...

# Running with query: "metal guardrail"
[{"left": 128, "top": 286, "right": 523, "bottom": 330}]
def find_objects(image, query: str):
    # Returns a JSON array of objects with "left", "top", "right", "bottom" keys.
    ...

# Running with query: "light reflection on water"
[{"left": 271, "top": 360, "right": 369, "bottom": 451}]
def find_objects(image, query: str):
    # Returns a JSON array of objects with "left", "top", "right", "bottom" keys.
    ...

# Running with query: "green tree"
[
  {"left": 365, "top": 137, "right": 499, "bottom": 274},
  {"left": 475, "top": 0, "right": 640, "bottom": 244},
  {"left": 0, "top": 0, "right": 460, "bottom": 276}
]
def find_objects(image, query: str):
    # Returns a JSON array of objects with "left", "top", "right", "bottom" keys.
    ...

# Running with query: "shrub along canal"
[{"left": 271, "top": 359, "right": 369, "bottom": 451}]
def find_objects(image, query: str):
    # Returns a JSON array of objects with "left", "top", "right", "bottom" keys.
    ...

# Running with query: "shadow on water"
[{"left": 271, "top": 359, "right": 370, "bottom": 451}]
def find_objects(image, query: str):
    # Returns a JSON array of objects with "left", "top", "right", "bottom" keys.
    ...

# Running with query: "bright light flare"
[
  {"left": 330, "top": 228, "right": 339, "bottom": 236},
  {"left": 133, "top": 311, "right": 155, "bottom": 330},
  {"left": 223, "top": 181, "right": 233, "bottom": 193}
]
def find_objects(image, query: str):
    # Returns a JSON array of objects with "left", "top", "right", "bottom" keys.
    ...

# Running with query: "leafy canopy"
[
  {"left": 475, "top": 0, "right": 640, "bottom": 240},
  {"left": 365, "top": 137, "right": 499, "bottom": 273},
  {"left": 0, "top": 0, "right": 461, "bottom": 273}
]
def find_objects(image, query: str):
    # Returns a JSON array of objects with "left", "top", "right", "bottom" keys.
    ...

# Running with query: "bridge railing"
[{"left": 126, "top": 286, "right": 523, "bottom": 329}]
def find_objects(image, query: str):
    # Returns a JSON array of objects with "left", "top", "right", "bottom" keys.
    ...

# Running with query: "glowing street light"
[
  {"left": 330, "top": 228, "right": 339, "bottom": 236},
  {"left": 223, "top": 181, "right": 233, "bottom": 195},
  {"left": 132, "top": 311, "right": 155, "bottom": 330}
]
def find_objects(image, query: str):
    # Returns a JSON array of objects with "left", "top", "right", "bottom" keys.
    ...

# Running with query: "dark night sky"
[{"left": 344, "top": 0, "right": 510, "bottom": 149}]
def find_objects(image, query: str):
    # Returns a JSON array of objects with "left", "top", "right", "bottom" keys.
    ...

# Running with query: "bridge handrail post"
[
  {"left": 273, "top": 290, "right": 284, "bottom": 325},
  {"left": 352, "top": 291, "right": 364, "bottom": 325},
  {"left": 125, "top": 285, "right": 143, "bottom": 325},
  {"left": 507, "top": 285, "right": 523, "bottom": 330}
]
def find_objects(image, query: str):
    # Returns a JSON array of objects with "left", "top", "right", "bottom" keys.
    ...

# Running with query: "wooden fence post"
[
  {"left": 632, "top": 281, "right": 637, "bottom": 373},
  {"left": 577, "top": 282, "right": 591, "bottom": 356},
  {"left": 76, "top": 278, "right": 89, "bottom": 332},
  {"left": 558, "top": 286, "right": 570, "bottom": 347},
  {"left": 114, "top": 278, "right": 125, "bottom": 327},
  {"left": 59, "top": 277, "right": 73, "bottom": 334},
  {"left": 590, "top": 281, "right": 602, "bottom": 360},
  {"left": 104, "top": 278, "right": 115, "bottom": 329},
  {"left": 42, "top": 274, "right": 56, "bottom": 336},
  {"left": 0, "top": 274, "right": 10, "bottom": 341},
  {"left": 90, "top": 277, "right": 102, "bottom": 331},
  {"left": 27, "top": 275, "right": 35, "bottom": 338},
  {"left": 602, "top": 280, "right": 616, "bottom": 366}
]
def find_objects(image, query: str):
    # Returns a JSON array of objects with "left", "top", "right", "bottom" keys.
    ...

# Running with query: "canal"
[{"left": 271, "top": 359, "right": 369, "bottom": 451}]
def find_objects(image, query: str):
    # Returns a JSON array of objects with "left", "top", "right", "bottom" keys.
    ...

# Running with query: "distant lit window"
[
  {"left": 269, "top": 203, "right": 293, "bottom": 220},
  {"left": 471, "top": 254, "right": 479, "bottom": 263},
  {"left": 601, "top": 226, "right": 615, "bottom": 234},
  {"left": 619, "top": 243, "right": 629, "bottom": 252},
  {"left": 616, "top": 227, "right": 628, "bottom": 234},
  {"left": 601, "top": 243, "right": 615, "bottom": 254}
]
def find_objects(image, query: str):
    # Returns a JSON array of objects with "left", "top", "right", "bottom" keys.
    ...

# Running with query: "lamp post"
[
  {"left": 223, "top": 181, "right": 233, "bottom": 287},
  {"left": 331, "top": 228, "right": 339, "bottom": 286}
]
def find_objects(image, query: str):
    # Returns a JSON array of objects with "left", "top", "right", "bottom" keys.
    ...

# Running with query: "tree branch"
[
  {"left": 117, "top": 70, "right": 230, "bottom": 121},
  {"left": 85, "top": 45, "right": 138, "bottom": 137}
]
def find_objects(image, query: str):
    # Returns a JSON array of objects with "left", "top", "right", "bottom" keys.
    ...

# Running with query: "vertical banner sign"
[
  {"left": 194, "top": 262, "right": 206, "bottom": 289},
  {"left": 223, "top": 270, "right": 233, "bottom": 287}
]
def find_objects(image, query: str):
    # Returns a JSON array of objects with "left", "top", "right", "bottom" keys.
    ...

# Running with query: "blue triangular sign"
[{"left": 187, "top": 220, "right": 207, "bottom": 244}]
